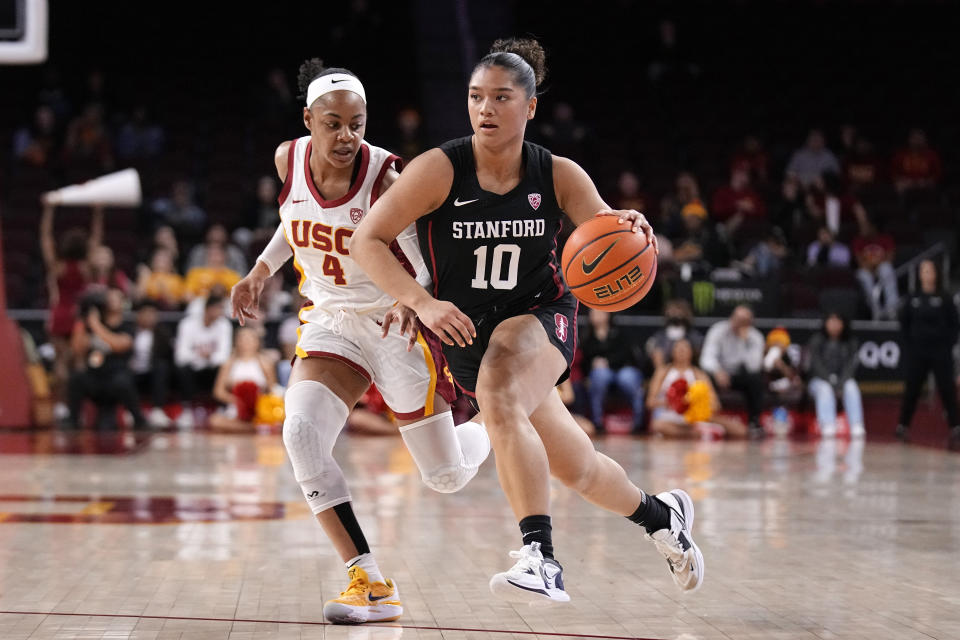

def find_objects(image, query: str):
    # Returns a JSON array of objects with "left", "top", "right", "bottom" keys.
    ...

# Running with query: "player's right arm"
[
  {"left": 353, "top": 149, "right": 475, "bottom": 347},
  {"left": 231, "top": 142, "right": 294, "bottom": 325}
]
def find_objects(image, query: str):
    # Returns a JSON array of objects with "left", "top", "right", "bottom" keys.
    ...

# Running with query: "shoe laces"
[
  {"left": 341, "top": 567, "right": 370, "bottom": 597},
  {"left": 507, "top": 543, "right": 543, "bottom": 574}
]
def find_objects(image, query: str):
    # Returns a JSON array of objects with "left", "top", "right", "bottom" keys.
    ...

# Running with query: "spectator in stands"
[
  {"left": 647, "top": 18, "right": 700, "bottom": 86},
  {"left": 771, "top": 174, "right": 813, "bottom": 248},
  {"left": 660, "top": 171, "right": 701, "bottom": 239},
  {"left": 62, "top": 102, "right": 114, "bottom": 176},
  {"left": 245, "top": 176, "right": 280, "bottom": 235},
  {"left": 392, "top": 107, "right": 426, "bottom": 162},
  {"left": 805, "top": 312, "right": 864, "bottom": 438},
  {"left": 785, "top": 129, "right": 841, "bottom": 187},
  {"left": 581, "top": 309, "right": 645, "bottom": 433},
  {"left": 87, "top": 245, "right": 131, "bottom": 297},
  {"left": 115, "top": 106, "right": 166, "bottom": 159},
  {"left": 184, "top": 244, "right": 242, "bottom": 300},
  {"left": 740, "top": 226, "right": 788, "bottom": 278},
  {"left": 558, "top": 377, "right": 596, "bottom": 436},
  {"left": 129, "top": 299, "right": 174, "bottom": 428},
  {"left": 843, "top": 135, "right": 882, "bottom": 194},
  {"left": 700, "top": 305, "right": 765, "bottom": 438},
  {"left": 67, "top": 288, "right": 146, "bottom": 430},
  {"left": 891, "top": 128, "right": 942, "bottom": 193},
  {"left": 276, "top": 310, "right": 300, "bottom": 388},
  {"left": 151, "top": 180, "right": 207, "bottom": 244},
  {"left": 647, "top": 338, "right": 746, "bottom": 439},
  {"left": 895, "top": 260, "right": 960, "bottom": 449},
  {"left": 187, "top": 223, "right": 248, "bottom": 274},
  {"left": 612, "top": 169, "right": 648, "bottom": 213},
  {"left": 807, "top": 227, "right": 852, "bottom": 268},
  {"left": 40, "top": 201, "right": 99, "bottom": 415},
  {"left": 763, "top": 327, "right": 803, "bottom": 409},
  {"left": 13, "top": 104, "right": 61, "bottom": 169},
  {"left": 852, "top": 211, "right": 898, "bottom": 319},
  {"left": 672, "top": 200, "right": 730, "bottom": 275},
  {"left": 711, "top": 162, "right": 767, "bottom": 234},
  {"left": 646, "top": 299, "right": 704, "bottom": 370},
  {"left": 538, "top": 102, "right": 586, "bottom": 162},
  {"left": 141, "top": 225, "right": 182, "bottom": 272},
  {"left": 208, "top": 327, "right": 278, "bottom": 432},
  {"left": 257, "top": 67, "right": 295, "bottom": 134},
  {"left": 730, "top": 135, "right": 769, "bottom": 186},
  {"left": 174, "top": 294, "right": 233, "bottom": 428},
  {"left": 136, "top": 247, "right": 186, "bottom": 309}
]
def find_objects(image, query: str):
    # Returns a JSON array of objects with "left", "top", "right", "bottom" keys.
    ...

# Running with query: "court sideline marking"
[{"left": 0, "top": 610, "right": 661, "bottom": 640}]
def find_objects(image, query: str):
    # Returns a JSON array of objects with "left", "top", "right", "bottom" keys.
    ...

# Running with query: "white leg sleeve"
[
  {"left": 399, "top": 411, "right": 491, "bottom": 493},
  {"left": 282, "top": 380, "right": 351, "bottom": 513}
]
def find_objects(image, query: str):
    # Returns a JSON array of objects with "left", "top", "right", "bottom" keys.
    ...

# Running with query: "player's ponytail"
[{"left": 475, "top": 38, "right": 547, "bottom": 99}]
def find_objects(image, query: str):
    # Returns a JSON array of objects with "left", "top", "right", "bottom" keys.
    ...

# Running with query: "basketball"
[{"left": 561, "top": 216, "right": 657, "bottom": 311}]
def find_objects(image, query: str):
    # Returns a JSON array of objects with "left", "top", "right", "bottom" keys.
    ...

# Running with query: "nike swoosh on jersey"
[
  {"left": 453, "top": 197, "right": 479, "bottom": 207},
  {"left": 292, "top": 199, "right": 308, "bottom": 204},
  {"left": 581, "top": 240, "right": 619, "bottom": 274}
]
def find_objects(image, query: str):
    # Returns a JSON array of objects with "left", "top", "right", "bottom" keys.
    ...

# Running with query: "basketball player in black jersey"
[{"left": 354, "top": 38, "right": 704, "bottom": 602}]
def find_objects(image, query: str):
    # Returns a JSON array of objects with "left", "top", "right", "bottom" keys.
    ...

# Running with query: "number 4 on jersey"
[{"left": 323, "top": 254, "right": 347, "bottom": 285}]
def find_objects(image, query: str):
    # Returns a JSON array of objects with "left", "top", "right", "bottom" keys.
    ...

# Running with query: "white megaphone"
[{"left": 45, "top": 168, "right": 142, "bottom": 207}]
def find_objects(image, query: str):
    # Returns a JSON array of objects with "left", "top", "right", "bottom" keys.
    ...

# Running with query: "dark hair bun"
[
  {"left": 489, "top": 38, "right": 547, "bottom": 87},
  {"left": 297, "top": 58, "right": 327, "bottom": 101}
]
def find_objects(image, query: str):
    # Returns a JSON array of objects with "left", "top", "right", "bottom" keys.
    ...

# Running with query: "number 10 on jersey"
[{"left": 471, "top": 244, "right": 520, "bottom": 290}]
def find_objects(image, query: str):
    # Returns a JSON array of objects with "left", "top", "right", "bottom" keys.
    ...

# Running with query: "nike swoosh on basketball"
[
  {"left": 454, "top": 197, "right": 479, "bottom": 207},
  {"left": 581, "top": 240, "right": 619, "bottom": 275},
  {"left": 292, "top": 198, "right": 308, "bottom": 204}
]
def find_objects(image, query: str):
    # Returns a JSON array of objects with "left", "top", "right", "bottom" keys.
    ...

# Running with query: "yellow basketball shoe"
[{"left": 323, "top": 566, "right": 402, "bottom": 624}]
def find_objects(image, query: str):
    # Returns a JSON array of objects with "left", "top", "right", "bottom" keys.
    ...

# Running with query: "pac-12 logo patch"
[
  {"left": 554, "top": 313, "right": 569, "bottom": 342},
  {"left": 528, "top": 193, "right": 542, "bottom": 210},
  {"left": 350, "top": 208, "right": 364, "bottom": 223}
]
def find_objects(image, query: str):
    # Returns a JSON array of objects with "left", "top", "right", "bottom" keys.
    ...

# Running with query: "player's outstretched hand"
[
  {"left": 231, "top": 273, "right": 265, "bottom": 327},
  {"left": 382, "top": 304, "right": 419, "bottom": 352},
  {"left": 415, "top": 298, "right": 475, "bottom": 348},
  {"left": 596, "top": 208, "right": 659, "bottom": 254}
]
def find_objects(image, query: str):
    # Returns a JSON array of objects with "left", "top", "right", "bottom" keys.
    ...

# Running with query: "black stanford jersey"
[{"left": 416, "top": 136, "right": 566, "bottom": 318}]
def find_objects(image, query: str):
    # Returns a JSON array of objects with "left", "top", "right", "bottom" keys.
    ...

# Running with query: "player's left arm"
[{"left": 553, "top": 155, "right": 657, "bottom": 252}]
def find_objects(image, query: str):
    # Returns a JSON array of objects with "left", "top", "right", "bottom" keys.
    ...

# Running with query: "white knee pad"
[
  {"left": 399, "top": 411, "right": 490, "bottom": 493},
  {"left": 282, "top": 380, "right": 351, "bottom": 513}
]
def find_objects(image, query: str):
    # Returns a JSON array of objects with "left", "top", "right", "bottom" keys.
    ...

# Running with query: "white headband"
[{"left": 306, "top": 73, "right": 367, "bottom": 106}]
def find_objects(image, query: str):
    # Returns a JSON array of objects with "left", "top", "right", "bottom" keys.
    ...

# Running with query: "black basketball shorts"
[{"left": 443, "top": 292, "right": 579, "bottom": 407}]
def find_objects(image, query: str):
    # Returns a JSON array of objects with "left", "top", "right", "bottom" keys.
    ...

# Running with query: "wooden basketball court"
[{"left": 1, "top": 430, "right": 957, "bottom": 639}]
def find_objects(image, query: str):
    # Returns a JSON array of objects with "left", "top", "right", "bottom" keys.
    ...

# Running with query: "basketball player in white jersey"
[{"left": 230, "top": 59, "right": 490, "bottom": 625}]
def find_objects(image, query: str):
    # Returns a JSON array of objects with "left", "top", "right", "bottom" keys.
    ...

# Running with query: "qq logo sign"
[{"left": 859, "top": 340, "right": 900, "bottom": 369}]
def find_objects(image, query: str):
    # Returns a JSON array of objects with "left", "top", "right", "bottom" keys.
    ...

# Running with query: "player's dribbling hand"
[
  {"left": 415, "top": 298, "right": 476, "bottom": 348},
  {"left": 231, "top": 273, "right": 265, "bottom": 327},
  {"left": 596, "top": 209, "right": 659, "bottom": 254},
  {"left": 382, "top": 304, "right": 419, "bottom": 352}
]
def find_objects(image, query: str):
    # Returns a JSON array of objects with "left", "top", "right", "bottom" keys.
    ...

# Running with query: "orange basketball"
[{"left": 561, "top": 216, "right": 657, "bottom": 311}]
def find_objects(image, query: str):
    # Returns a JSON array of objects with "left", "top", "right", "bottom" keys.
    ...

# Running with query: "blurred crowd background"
[{"left": 2, "top": 1, "right": 958, "bottom": 445}]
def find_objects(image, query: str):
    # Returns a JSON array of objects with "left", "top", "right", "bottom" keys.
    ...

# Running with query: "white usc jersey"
[{"left": 278, "top": 136, "right": 428, "bottom": 325}]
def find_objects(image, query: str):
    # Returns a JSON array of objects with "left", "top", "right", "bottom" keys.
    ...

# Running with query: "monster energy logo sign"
[{"left": 692, "top": 281, "right": 715, "bottom": 314}]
